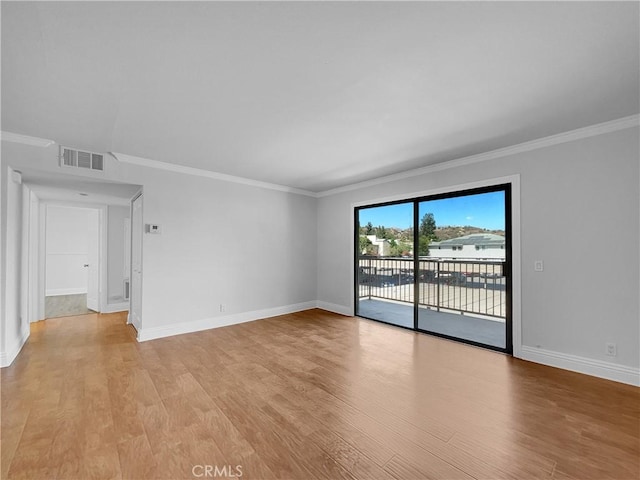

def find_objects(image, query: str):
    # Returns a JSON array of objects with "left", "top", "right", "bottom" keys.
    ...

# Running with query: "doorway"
[
  {"left": 355, "top": 184, "right": 512, "bottom": 353},
  {"left": 44, "top": 205, "right": 102, "bottom": 318}
]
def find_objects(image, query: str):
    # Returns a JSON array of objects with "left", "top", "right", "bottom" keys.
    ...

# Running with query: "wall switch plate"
[
  {"left": 145, "top": 224, "right": 161, "bottom": 234},
  {"left": 534, "top": 260, "right": 544, "bottom": 272},
  {"left": 219, "top": 304, "right": 226, "bottom": 313}
]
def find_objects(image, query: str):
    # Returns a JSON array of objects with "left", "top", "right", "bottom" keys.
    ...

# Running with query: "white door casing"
[
  {"left": 130, "top": 193, "right": 143, "bottom": 330},
  {"left": 86, "top": 209, "right": 100, "bottom": 311}
]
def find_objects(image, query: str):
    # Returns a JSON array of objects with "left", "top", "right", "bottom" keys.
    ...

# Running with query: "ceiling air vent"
[{"left": 59, "top": 146, "right": 104, "bottom": 172}]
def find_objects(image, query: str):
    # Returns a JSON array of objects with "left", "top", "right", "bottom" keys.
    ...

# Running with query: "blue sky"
[{"left": 358, "top": 191, "right": 505, "bottom": 230}]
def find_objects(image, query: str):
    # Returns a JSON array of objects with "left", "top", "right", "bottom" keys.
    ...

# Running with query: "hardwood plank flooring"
[{"left": 1, "top": 309, "right": 638, "bottom": 480}]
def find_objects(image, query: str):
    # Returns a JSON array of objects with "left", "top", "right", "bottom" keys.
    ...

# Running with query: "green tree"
[
  {"left": 390, "top": 241, "right": 411, "bottom": 257},
  {"left": 359, "top": 235, "right": 372, "bottom": 254},
  {"left": 376, "top": 225, "right": 387, "bottom": 239},
  {"left": 419, "top": 213, "right": 437, "bottom": 241},
  {"left": 418, "top": 236, "right": 430, "bottom": 256},
  {"left": 365, "top": 222, "right": 374, "bottom": 235},
  {"left": 401, "top": 227, "right": 413, "bottom": 243},
  {"left": 417, "top": 213, "right": 436, "bottom": 256},
  {"left": 366, "top": 244, "right": 378, "bottom": 256}
]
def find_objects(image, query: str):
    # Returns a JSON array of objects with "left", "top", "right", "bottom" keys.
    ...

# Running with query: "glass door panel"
[
  {"left": 355, "top": 202, "right": 414, "bottom": 329},
  {"left": 417, "top": 190, "right": 507, "bottom": 349}
]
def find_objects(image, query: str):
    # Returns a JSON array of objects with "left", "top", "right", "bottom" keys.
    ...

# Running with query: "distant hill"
[
  {"left": 434, "top": 226, "right": 505, "bottom": 241},
  {"left": 362, "top": 225, "right": 505, "bottom": 242}
]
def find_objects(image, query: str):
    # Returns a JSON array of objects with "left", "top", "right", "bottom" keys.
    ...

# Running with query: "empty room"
[{"left": 1, "top": 2, "right": 639, "bottom": 480}]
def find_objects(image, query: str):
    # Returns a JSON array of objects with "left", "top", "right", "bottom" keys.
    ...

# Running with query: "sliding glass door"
[{"left": 355, "top": 185, "right": 512, "bottom": 353}]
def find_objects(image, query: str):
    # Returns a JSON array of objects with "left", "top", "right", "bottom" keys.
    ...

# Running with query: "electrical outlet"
[
  {"left": 606, "top": 342, "right": 617, "bottom": 357},
  {"left": 219, "top": 304, "right": 226, "bottom": 313},
  {"left": 534, "top": 260, "right": 544, "bottom": 272}
]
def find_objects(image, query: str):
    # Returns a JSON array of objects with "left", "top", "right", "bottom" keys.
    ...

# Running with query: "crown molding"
[
  {"left": 1, "top": 131, "right": 55, "bottom": 147},
  {"left": 111, "top": 152, "right": 318, "bottom": 198},
  {"left": 316, "top": 114, "right": 640, "bottom": 198},
  {"left": 4, "top": 114, "right": 637, "bottom": 198}
]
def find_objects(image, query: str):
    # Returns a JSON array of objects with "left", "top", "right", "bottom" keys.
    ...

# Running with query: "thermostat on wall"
[{"left": 145, "top": 224, "right": 161, "bottom": 234}]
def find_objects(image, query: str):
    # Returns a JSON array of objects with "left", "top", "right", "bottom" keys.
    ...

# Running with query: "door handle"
[{"left": 84, "top": 264, "right": 89, "bottom": 267}]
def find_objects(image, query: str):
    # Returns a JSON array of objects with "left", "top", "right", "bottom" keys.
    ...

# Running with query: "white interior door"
[
  {"left": 86, "top": 209, "right": 100, "bottom": 311},
  {"left": 130, "top": 194, "right": 143, "bottom": 329}
]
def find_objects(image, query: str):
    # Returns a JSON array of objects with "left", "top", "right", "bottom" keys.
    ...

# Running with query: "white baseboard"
[
  {"left": 316, "top": 301, "right": 352, "bottom": 317},
  {"left": 0, "top": 328, "right": 30, "bottom": 368},
  {"left": 45, "top": 288, "right": 87, "bottom": 296},
  {"left": 136, "top": 301, "right": 317, "bottom": 342},
  {"left": 102, "top": 302, "right": 129, "bottom": 314},
  {"left": 519, "top": 346, "right": 640, "bottom": 387}
]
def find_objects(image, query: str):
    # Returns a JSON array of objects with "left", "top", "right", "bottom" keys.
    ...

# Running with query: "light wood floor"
[{"left": 2, "top": 309, "right": 638, "bottom": 480}]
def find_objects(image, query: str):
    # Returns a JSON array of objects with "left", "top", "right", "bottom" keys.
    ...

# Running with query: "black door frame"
[{"left": 354, "top": 183, "right": 513, "bottom": 354}]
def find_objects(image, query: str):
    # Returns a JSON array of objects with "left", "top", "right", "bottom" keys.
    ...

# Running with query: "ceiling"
[{"left": 2, "top": 2, "right": 638, "bottom": 193}]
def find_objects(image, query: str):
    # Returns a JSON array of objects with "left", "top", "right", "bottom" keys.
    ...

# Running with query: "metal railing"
[{"left": 358, "top": 256, "right": 506, "bottom": 318}]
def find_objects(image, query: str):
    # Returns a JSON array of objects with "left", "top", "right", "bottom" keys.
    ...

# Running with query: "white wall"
[
  {"left": 131, "top": 166, "right": 317, "bottom": 337},
  {"left": 45, "top": 205, "right": 91, "bottom": 296},
  {"left": 0, "top": 162, "right": 4, "bottom": 361},
  {"left": 317, "top": 126, "right": 640, "bottom": 382},
  {"left": 1, "top": 166, "right": 29, "bottom": 367},
  {"left": 1, "top": 141, "right": 318, "bottom": 341},
  {"left": 107, "top": 205, "right": 130, "bottom": 303}
]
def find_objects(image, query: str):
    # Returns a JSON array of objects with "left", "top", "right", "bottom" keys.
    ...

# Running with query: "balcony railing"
[{"left": 358, "top": 257, "right": 506, "bottom": 318}]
